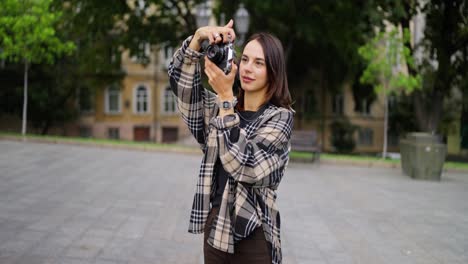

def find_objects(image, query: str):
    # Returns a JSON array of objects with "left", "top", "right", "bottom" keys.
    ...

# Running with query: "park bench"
[{"left": 290, "top": 130, "right": 321, "bottom": 162}]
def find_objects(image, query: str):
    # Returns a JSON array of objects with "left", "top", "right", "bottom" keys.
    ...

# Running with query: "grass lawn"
[
  {"left": 0, "top": 131, "right": 199, "bottom": 153},
  {"left": 290, "top": 150, "right": 468, "bottom": 171},
  {"left": 2, "top": 131, "right": 467, "bottom": 171}
]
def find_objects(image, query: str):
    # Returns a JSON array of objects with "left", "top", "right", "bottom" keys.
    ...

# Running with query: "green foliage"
[
  {"left": 358, "top": 28, "right": 421, "bottom": 94},
  {"left": 0, "top": 0, "right": 207, "bottom": 134},
  {"left": 0, "top": 0, "right": 75, "bottom": 64},
  {"left": 215, "top": 0, "right": 383, "bottom": 131},
  {"left": 330, "top": 118, "right": 357, "bottom": 154},
  {"left": 217, "top": 0, "right": 378, "bottom": 91}
]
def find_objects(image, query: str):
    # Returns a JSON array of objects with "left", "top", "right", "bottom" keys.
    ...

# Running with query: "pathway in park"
[{"left": 0, "top": 140, "right": 467, "bottom": 264}]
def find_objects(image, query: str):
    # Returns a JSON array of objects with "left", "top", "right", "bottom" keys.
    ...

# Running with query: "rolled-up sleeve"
[
  {"left": 214, "top": 110, "right": 294, "bottom": 188},
  {"left": 167, "top": 36, "right": 218, "bottom": 147}
]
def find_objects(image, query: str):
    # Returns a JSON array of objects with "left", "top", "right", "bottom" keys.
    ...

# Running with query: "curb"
[
  {"left": 290, "top": 157, "right": 401, "bottom": 169},
  {"left": 1, "top": 136, "right": 466, "bottom": 173},
  {"left": 0, "top": 135, "right": 202, "bottom": 156}
]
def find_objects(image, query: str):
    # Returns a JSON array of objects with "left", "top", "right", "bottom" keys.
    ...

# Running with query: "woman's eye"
[
  {"left": 241, "top": 57, "right": 248, "bottom": 62},
  {"left": 256, "top": 61, "right": 264, "bottom": 66}
]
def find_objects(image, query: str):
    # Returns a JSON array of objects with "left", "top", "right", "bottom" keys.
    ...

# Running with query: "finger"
[
  {"left": 228, "top": 61, "right": 238, "bottom": 78},
  {"left": 205, "top": 57, "right": 213, "bottom": 67},
  {"left": 204, "top": 59, "right": 220, "bottom": 80},
  {"left": 207, "top": 33, "right": 215, "bottom": 44},
  {"left": 204, "top": 66, "right": 214, "bottom": 80},
  {"left": 202, "top": 29, "right": 215, "bottom": 43},
  {"left": 225, "top": 19, "right": 233, "bottom": 28},
  {"left": 204, "top": 58, "right": 213, "bottom": 76},
  {"left": 208, "top": 79, "right": 215, "bottom": 88},
  {"left": 223, "top": 29, "right": 236, "bottom": 43},
  {"left": 214, "top": 33, "right": 222, "bottom": 44}
]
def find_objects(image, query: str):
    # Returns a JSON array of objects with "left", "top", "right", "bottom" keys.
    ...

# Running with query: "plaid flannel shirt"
[{"left": 168, "top": 36, "right": 294, "bottom": 264}]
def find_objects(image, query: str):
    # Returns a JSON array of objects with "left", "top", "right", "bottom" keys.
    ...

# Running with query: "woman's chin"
[{"left": 240, "top": 83, "right": 254, "bottom": 92}]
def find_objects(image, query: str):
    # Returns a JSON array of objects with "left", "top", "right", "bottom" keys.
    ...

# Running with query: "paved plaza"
[{"left": 0, "top": 140, "right": 467, "bottom": 264}]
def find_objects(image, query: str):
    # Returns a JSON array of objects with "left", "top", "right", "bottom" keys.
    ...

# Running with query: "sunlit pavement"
[{"left": 1, "top": 140, "right": 467, "bottom": 264}]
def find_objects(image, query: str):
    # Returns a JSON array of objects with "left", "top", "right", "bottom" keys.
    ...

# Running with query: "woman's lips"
[{"left": 242, "top": 76, "right": 254, "bottom": 83}]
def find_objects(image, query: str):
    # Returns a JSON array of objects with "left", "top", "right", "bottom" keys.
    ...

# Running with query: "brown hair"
[{"left": 236, "top": 32, "right": 292, "bottom": 110}]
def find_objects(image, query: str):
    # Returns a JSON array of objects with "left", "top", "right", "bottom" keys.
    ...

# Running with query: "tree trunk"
[
  {"left": 413, "top": 90, "right": 426, "bottom": 131},
  {"left": 399, "top": 6, "right": 428, "bottom": 133},
  {"left": 21, "top": 61, "right": 29, "bottom": 136},
  {"left": 412, "top": 1, "right": 457, "bottom": 133},
  {"left": 413, "top": 89, "right": 444, "bottom": 133},
  {"left": 383, "top": 84, "right": 388, "bottom": 159},
  {"left": 427, "top": 89, "right": 444, "bottom": 133}
]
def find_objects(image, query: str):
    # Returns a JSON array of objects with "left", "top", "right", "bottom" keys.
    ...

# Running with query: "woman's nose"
[{"left": 242, "top": 62, "right": 253, "bottom": 73}]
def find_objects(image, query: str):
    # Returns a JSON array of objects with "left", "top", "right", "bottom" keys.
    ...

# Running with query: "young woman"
[{"left": 168, "top": 19, "right": 294, "bottom": 264}]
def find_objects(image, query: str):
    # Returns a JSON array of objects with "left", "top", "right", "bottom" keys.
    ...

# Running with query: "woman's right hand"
[{"left": 189, "top": 19, "right": 236, "bottom": 51}]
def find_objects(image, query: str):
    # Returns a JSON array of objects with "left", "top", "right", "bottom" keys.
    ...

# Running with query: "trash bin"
[
  {"left": 400, "top": 132, "right": 447, "bottom": 181},
  {"left": 400, "top": 138, "right": 412, "bottom": 176}
]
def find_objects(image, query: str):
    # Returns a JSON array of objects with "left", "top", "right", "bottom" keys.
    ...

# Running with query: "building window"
[
  {"left": 134, "top": 85, "right": 149, "bottom": 113},
  {"left": 105, "top": 83, "right": 121, "bottom": 114},
  {"left": 352, "top": 74, "right": 375, "bottom": 116},
  {"left": 108, "top": 127, "right": 120, "bottom": 140},
  {"left": 78, "top": 86, "right": 94, "bottom": 113},
  {"left": 332, "top": 93, "right": 344, "bottom": 115},
  {"left": 131, "top": 42, "right": 151, "bottom": 64},
  {"left": 79, "top": 126, "right": 92, "bottom": 138},
  {"left": 358, "top": 128, "right": 374, "bottom": 146},
  {"left": 163, "top": 86, "right": 177, "bottom": 114},
  {"left": 357, "top": 98, "right": 371, "bottom": 116},
  {"left": 161, "top": 45, "right": 174, "bottom": 70}
]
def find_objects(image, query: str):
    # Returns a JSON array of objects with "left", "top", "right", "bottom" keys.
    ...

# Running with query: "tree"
[
  {"left": 416, "top": 0, "right": 468, "bottom": 132},
  {"left": 372, "top": 0, "right": 468, "bottom": 134},
  {"left": 0, "top": 0, "right": 205, "bottom": 134},
  {"left": 215, "top": 0, "right": 379, "bottom": 149},
  {"left": 0, "top": 0, "right": 75, "bottom": 136},
  {"left": 216, "top": 0, "right": 378, "bottom": 86},
  {"left": 358, "top": 27, "right": 421, "bottom": 158}
]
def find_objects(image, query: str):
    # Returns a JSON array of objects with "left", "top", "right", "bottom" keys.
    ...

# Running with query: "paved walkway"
[{"left": 0, "top": 140, "right": 467, "bottom": 264}]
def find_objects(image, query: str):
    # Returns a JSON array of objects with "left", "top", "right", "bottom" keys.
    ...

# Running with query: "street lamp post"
[
  {"left": 234, "top": 3, "right": 250, "bottom": 45},
  {"left": 195, "top": 2, "right": 211, "bottom": 28}
]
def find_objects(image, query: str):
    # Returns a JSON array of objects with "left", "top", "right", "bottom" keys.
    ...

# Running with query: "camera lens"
[{"left": 206, "top": 45, "right": 225, "bottom": 64}]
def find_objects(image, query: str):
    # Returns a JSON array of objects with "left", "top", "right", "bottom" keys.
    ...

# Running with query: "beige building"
[
  {"left": 70, "top": 43, "right": 391, "bottom": 153},
  {"left": 293, "top": 77, "right": 392, "bottom": 154},
  {"left": 70, "top": 45, "right": 193, "bottom": 144}
]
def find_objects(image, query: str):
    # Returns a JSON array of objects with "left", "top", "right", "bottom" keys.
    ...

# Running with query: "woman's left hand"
[{"left": 204, "top": 59, "right": 238, "bottom": 101}]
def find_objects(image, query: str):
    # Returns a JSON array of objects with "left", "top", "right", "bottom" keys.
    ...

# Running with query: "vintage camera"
[{"left": 201, "top": 39, "right": 236, "bottom": 74}]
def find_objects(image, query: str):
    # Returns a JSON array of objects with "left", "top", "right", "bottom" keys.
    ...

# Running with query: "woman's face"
[{"left": 239, "top": 39, "right": 268, "bottom": 95}]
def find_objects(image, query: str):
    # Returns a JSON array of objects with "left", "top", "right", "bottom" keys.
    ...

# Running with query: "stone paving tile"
[
  {"left": 93, "top": 260, "right": 126, "bottom": 264},
  {"left": 96, "top": 237, "right": 138, "bottom": 262},
  {"left": 0, "top": 237, "right": 37, "bottom": 254},
  {"left": 14, "top": 254, "right": 56, "bottom": 264},
  {"left": 29, "top": 233, "right": 77, "bottom": 258},
  {"left": 53, "top": 257, "right": 93, "bottom": 264},
  {"left": 1, "top": 140, "right": 468, "bottom": 264},
  {"left": 113, "top": 216, "right": 151, "bottom": 239},
  {"left": 0, "top": 252, "right": 20, "bottom": 264}
]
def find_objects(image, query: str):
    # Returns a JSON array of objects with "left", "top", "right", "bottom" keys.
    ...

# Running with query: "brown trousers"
[{"left": 204, "top": 207, "right": 272, "bottom": 264}]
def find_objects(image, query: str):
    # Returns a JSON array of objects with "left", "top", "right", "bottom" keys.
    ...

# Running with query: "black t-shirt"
[{"left": 211, "top": 104, "right": 269, "bottom": 208}]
